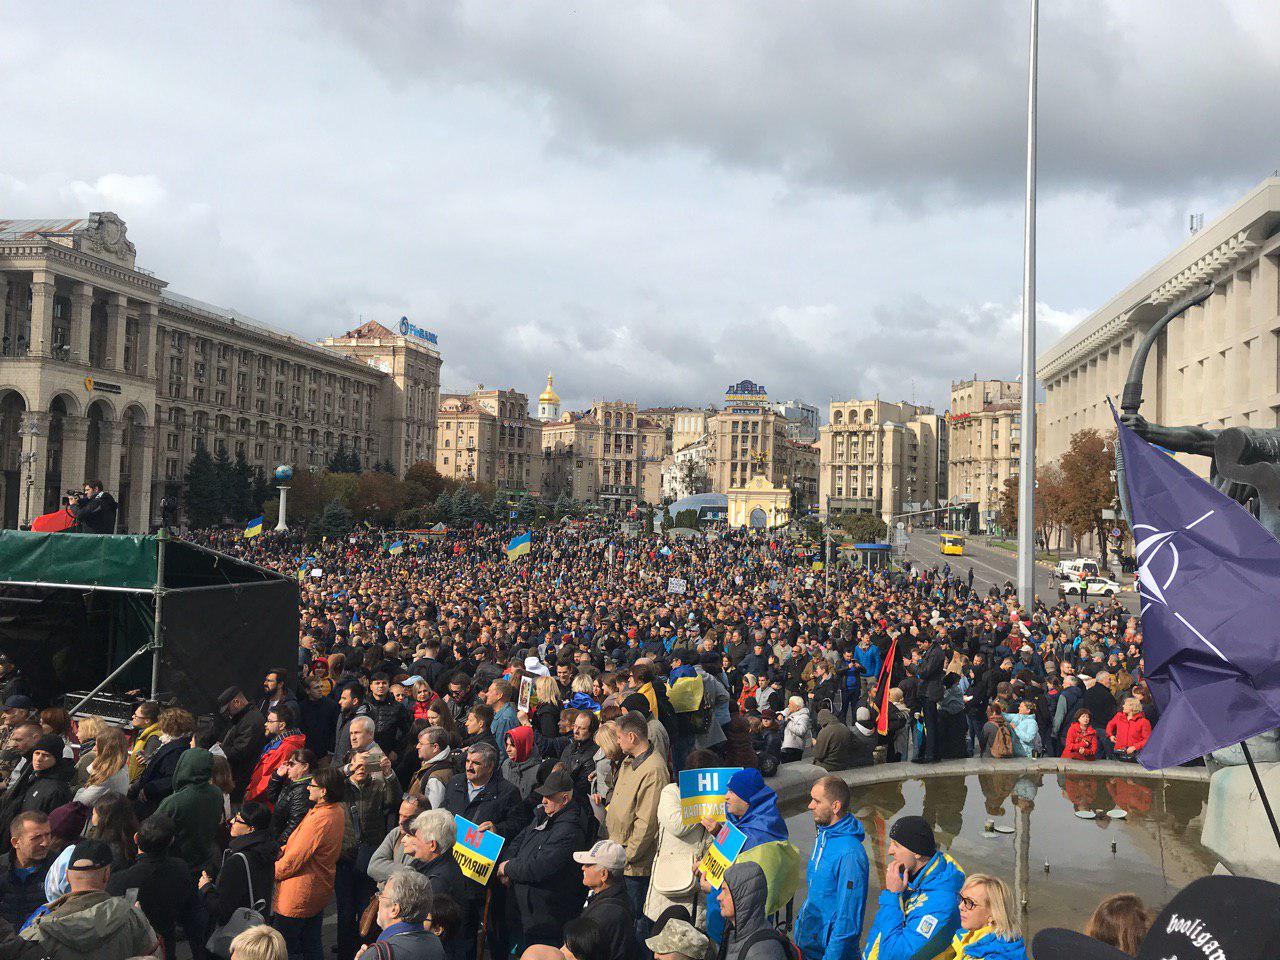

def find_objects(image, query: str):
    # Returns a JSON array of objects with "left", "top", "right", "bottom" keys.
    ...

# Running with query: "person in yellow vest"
[
  {"left": 126, "top": 701, "right": 162, "bottom": 782},
  {"left": 951, "top": 874, "right": 1026, "bottom": 960}
]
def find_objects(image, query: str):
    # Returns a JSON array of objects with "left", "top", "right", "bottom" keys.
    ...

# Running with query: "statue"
[{"left": 1119, "top": 413, "right": 1280, "bottom": 541}]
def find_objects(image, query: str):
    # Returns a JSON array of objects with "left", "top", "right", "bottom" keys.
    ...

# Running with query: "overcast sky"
[{"left": 4, "top": 2, "right": 1279, "bottom": 413}]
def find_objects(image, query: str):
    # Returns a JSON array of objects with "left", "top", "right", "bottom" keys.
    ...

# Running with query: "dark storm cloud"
[{"left": 306, "top": 1, "right": 1280, "bottom": 202}]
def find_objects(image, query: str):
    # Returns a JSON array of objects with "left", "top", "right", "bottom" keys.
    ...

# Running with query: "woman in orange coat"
[
  {"left": 273, "top": 764, "right": 346, "bottom": 960},
  {"left": 1061, "top": 709, "right": 1099, "bottom": 761}
]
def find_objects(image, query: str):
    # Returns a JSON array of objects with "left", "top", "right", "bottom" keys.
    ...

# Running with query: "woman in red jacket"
[
  {"left": 1062, "top": 709, "right": 1098, "bottom": 761},
  {"left": 1106, "top": 697, "right": 1153, "bottom": 761}
]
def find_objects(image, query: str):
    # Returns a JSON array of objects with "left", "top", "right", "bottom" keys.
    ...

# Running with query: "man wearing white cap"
[{"left": 574, "top": 840, "right": 637, "bottom": 960}]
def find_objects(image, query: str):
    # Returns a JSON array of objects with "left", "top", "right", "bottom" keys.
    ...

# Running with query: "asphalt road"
[{"left": 898, "top": 530, "right": 1141, "bottom": 612}]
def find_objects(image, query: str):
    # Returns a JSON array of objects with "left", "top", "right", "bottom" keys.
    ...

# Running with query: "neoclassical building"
[{"left": 0, "top": 213, "right": 441, "bottom": 532}]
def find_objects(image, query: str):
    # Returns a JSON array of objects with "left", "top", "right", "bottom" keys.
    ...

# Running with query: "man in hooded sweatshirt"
[
  {"left": 157, "top": 749, "right": 225, "bottom": 874},
  {"left": 796, "top": 777, "right": 868, "bottom": 960},
  {"left": 862, "top": 815, "right": 965, "bottom": 960},
  {"left": 701, "top": 769, "right": 799, "bottom": 945},
  {"left": 719, "top": 861, "right": 789, "bottom": 960}
]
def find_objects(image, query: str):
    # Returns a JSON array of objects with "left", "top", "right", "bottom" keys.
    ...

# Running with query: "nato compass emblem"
[{"left": 1134, "top": 510, "right": 1228, "bottom": 663}]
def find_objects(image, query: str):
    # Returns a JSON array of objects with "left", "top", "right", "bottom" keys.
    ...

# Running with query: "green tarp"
[{"left": 0, "top": 530, "right": 283, "bottom": 591}]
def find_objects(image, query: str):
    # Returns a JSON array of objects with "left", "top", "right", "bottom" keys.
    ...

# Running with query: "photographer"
[{"left": 71, "top": 481, "right": 118, "bottom": 535}]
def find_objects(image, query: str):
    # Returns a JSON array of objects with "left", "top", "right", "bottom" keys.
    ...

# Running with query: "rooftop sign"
[{"left": 399, "top": 316, "right": 438, "bottom": 345}]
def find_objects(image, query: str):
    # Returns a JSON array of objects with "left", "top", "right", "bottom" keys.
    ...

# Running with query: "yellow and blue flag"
[
  {"left": 452, "top": 816, "right": 505, "bottom": 885},
  {"left": 244, "top": 516, "right": 264, "bottom": 538},
  {"left": 506, "top": 531, "right": 532, "bottom": 562},
  {"left": 388, "top": 540, "right": 404, "bottom": 556}
]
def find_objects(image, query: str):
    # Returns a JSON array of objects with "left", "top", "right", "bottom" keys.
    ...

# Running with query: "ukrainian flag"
[
  {"left": 388, "top": 540, "right": 405, "bottom": 556},
  {"left": 244, "top": 516, "right": 264, "bottom": 538},
  {"left": 506, "top": 531, "right": 532, "bottom": 562}
]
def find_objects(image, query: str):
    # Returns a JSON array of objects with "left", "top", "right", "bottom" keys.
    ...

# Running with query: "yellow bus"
[{"left": 940, "top": 532, "right": 965, "bottom": 556}]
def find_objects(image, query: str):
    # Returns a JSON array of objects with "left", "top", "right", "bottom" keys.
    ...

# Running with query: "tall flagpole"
[{"left": 1016, "top": 0, "right": 1039, "bottom": 609}]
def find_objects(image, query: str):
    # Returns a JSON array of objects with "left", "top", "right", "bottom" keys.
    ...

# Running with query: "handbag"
[
  {"left": 650, "top": 803, "right": 703, "bottom": 899},
  {"left": 205, "top": 852, "right": 267, "bottom": 958},
  {"left": 359, "top": 890, "right": 381, "bottom": 939}
]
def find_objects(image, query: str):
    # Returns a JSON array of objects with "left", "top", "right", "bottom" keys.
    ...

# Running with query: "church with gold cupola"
[{"left": 537, "top": 373, "right": 561, "bottom": 422}]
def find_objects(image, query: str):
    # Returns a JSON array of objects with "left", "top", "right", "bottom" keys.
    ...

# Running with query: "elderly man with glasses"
[
  {"left": 358, "top": 870, "right": 443, "bottom": 960},
  {"left": 400, "top": 810, "right": 474, "bottom": 960}
]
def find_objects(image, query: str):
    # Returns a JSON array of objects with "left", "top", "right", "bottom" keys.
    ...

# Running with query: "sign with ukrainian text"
[
  {"left": 698, "top": 821, "right": 746, "bottom": 889},
  {"left": 679, "top": 767, "right": 742, "bottom": 826},
  {"left": 452, "top": 816, "right": 504, "bottom": 885}
]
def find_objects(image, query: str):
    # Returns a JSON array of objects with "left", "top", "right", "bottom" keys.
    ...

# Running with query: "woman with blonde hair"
[
  {"left": 73, "top": 726, "right": 130, "bottom": 804},
  {"left": 73, "top": 715, "right": 109, "bottom": 782},
  {"left": 533, "top": 674, "right": 562, "bottom": 739},
  {"left": 953, "top": 873, "right": 1027, "bottom": 959},
  {"left": 590, "top": 720, "right": 622, "bottom": 822},
  {"left": 1083, "top": 893, "right": 1153, "bottom": 955},
  {"left": 230, "top": 923, "right": 288, "bottom": 960}
]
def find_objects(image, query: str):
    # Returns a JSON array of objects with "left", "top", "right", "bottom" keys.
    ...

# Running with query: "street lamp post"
[
  {"left": 17, "top": 415, "right": 42, "bottom": 527},
  {"left": 1016, "top": 0, "right": 1040, "bottom": 609}
]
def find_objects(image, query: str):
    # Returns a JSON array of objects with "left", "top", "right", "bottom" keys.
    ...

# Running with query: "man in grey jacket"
[
  {"left": 719, "top": 861, "right": 789, "bottom": 960},
  {"left": 367, "top": 795, "right": 428, "bottom": 885}
]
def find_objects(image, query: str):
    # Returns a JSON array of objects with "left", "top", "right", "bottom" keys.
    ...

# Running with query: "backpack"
[
  {"left": 991, "top": 720, "right": 1015, "bottom": 759},
  {"left": 738, "top": 927, "right": 802, "bottom": 960}
]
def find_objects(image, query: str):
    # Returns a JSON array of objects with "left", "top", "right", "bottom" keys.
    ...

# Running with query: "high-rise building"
[
  {"left": 0, "top": 213, "right": 441, "bottom": 531},
  {"left": 541, "top": 399, "right": 664, "bottom": 511},
  {"left": 705, "top": 380, "right": 790, "bottom": 492},
  {"left": 436, "top": 387, "right": 541, "bottom": 493},
  {"left": 818, "top": 399, "right": 946, "bottom": 521},
  {"left": 946, "top": 378, "right": 1028, "bottom": 531}
]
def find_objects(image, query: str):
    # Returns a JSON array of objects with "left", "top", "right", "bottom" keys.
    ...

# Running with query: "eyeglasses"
[{"left": 959, "top": 895, "right": 980, "bottom": 911}]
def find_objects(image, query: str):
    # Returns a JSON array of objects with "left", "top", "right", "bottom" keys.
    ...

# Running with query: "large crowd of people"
[{"left": 0, "top": 518, "right": 1269, "bottom": 960}]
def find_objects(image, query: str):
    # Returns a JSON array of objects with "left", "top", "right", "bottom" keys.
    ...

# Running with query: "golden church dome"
[{"left": 539, "top": 373, "right": 560, "bottom": 405}]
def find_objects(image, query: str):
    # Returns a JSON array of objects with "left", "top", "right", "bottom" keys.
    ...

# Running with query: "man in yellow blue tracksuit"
[
  {"left": 862, "top": 816, "right": 965, "bottom": 960},
  {"left": 796, "top": 777, "right": 869, "bottom": 960}
]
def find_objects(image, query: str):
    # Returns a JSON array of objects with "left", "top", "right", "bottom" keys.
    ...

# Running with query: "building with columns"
[
  {"left": 541, "top": 400, "right": 665, "bottom": 510},
  {"left": 1038, "top": 178, "right": 1280, "bottom": 483},
  {"left": 818, "top": 399, "right": 947, "bottom": 522},
  {"left": 436, "top": 387, "right": 542, "bottom": 493},
  {"left": 0, "top": 213, "right": 442, "bottom": 532},
  {"left": 946, "top": 377, "right": 1029, "bottom": 531}
]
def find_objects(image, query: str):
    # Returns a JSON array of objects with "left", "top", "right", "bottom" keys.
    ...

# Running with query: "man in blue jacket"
[
  {"left": 862, "top": 815, "right": 965, "bottom": 960},
  {"left": 796, "top": 776, "right": 868, "bottom": 960}
]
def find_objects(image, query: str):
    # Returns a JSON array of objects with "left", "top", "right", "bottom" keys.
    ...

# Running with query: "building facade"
[
  {"left": 536, "top": 374, "right": 561, "bottom": 422},
  {"left": 946, "top": 378, "right": 1025, "bottom": 530},
  {"left": 818, "top": 399, "right": 946, "bottom": 522},
  {"left": 1038, "top": 178, "right": 1280, "bottom": 482},
  {"left": 436, "top": 387, "right": 541, "bottom": 493},
  {"left": 705, "top": 381, "right": 790, "bottom": 493},
  {"left": 772, "top": 399, "right": 821, "bottom": 443},
  {"left": 541, "top": 400, "right": 664, "bottom": 510},
  {"left": 0, "top": 213, "right": 442, "bottom": 532}
]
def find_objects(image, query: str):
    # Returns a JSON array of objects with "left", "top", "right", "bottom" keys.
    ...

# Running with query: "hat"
[
  {"left": 889, "top": 815, "right": 937, "bottom": 858},
  {"left": 49, "top": 802, "right": 89, "bottom": 841},
  {"left": 3, "top": 695, "right": 33, "bottom": 710},
  {"left": 33, "top": 734, "right": 63, "bottom": 759},
  {"left": 535, "top": 769, "right": 576, "bottom": 797},
  {"left": 403, "top": 676, "right": 425, "bottom": 688},
  {"left": 646, "top": 919, "right": 710, "bottom": 959},
  {"left": 572, "top": 840, "right": 627, "bottom": 872},
  {"left": 622, "top": 694, "right": 651, "bottom": 718},
  {"left": 524, "top": 656, "right": 550, "bottom": 678},
  {"left": 727, "top": 768, "right": 768, "bottom": 805},
  {"left": 1033, "top": 876, "right": 1280, "bottom": 960},
  {"left": 217, "top": 686, "right": 244, "bottom": 709},
  {"left": 67, "top": 839, "right": 113, "bottom": 871}
]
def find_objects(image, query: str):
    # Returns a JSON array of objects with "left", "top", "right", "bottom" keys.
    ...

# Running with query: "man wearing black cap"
[
  {"left": 217, "top": 686, "right": 264, "bottom": 801},
  {"left": 496, "top": 768, "right": 587, "bottom": 947},
  {"left": 1034, "top": 875, "right": 1280, "bottom": 960},
  {"left": 19, "top": 838, "right": 161, "bottom": 960},
  {"left": 861, "top": 815, "right": 965, "bottom": 960},
  {"left": 0, "top": 736, "right": 71, "bottom": 835}
]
